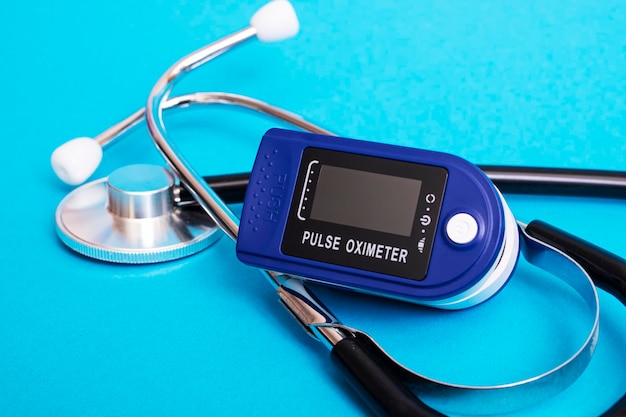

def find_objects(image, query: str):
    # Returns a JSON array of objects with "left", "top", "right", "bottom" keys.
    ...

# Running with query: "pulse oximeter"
[{"left": 236, "top": 129, "right": 519, "bottom": 309}]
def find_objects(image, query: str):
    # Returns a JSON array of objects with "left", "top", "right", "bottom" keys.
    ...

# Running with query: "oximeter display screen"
[
  {"left": 282, "top": 147, "right": 448, "bottom": 281},
  {"left": 310, "top": 165, "right": 422, "bottom": 237}
]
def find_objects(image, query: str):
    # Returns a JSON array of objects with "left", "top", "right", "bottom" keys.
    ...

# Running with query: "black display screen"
[
  {"left": 310, "top": 165, "right": 422, "bottom": 237},
  {"left": 282, "top": 147, "right": 448, "bottom": 281}
]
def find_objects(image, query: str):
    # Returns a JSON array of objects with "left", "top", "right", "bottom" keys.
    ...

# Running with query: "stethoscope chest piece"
[{"left": 55, "top": 164, "right": 221, "bottom": 263}]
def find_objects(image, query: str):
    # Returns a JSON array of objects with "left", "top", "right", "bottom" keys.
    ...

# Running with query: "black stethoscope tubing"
[
  {"left": 194, "top": 167, "right": 626, "bottom": 417},
  {"left": 49, "top": 3, "right": 626, "bottom": 410},
  {"left": 179, "top": 165, "right": 626, "bottom": 206},
  {"left": 53, "top": 89, "right": 626, "bottom": 415}
]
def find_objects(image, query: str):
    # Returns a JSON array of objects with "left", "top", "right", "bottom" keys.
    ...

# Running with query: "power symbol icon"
[
  {"left": 446, "top": 213, "right": 479, "bottom": 245},
  {"left": 453, "top": 222, "right": 469, "bottom": 234}
]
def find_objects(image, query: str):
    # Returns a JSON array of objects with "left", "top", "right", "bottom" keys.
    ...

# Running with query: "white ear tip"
[
  {"left": 250, "top": 0, "right": 299, "bottom": 42},
  {"left": 51, "top": 137, "right": 103, "bottom": 185}
]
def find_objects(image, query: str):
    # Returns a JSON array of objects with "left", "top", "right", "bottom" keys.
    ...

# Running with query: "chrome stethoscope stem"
[
  {"left": 146, "top": 27, "right": 257, "bottom": 243},
  {"left": 142, "top": 27, "right": 348, "bottom": 349}
]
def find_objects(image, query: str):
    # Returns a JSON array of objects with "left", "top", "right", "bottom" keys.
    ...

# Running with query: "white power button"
[{"left": 446, "top": 213, "right": 479, "bottom": 245}]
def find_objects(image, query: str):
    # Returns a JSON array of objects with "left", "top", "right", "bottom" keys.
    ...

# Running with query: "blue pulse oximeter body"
[{"left": 236, "top": 129, "right": 519, "bottom": 309}]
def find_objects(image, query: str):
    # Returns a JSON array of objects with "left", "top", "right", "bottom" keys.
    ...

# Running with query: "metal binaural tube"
[
  {"left": 145, "top": 27, "right": 257, "bottom": 243},
  {"left": 140, "top": 25, "right": 346, "bottom": 346},
  {"left": 93, "top": 92, "right": 333, "bottom": 151}
]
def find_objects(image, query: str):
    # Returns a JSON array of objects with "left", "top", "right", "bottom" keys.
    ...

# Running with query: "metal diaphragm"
[{"left": 55, "top": 164, "right": 222, "bottom": 263}]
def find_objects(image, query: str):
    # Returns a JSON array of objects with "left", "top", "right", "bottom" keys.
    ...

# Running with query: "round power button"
[{"left": 446, "top": 213, "right": 479, "bottom": 245}]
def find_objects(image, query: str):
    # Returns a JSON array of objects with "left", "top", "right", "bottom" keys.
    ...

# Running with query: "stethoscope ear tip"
[
  {"left": 51, "top": 137, "right": 103, "bottom": 185},
  {"left": 251, "top": 0, "right": 299, "bottom": 43}
]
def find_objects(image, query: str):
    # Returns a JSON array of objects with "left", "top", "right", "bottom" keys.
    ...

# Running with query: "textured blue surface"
[{"left": 1, "top": 1, "right": 625, "bottom": 416}]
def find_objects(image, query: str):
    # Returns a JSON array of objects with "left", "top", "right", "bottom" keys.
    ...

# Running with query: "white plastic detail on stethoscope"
[
  {"left": 50, "top": 1, "right": 299, "bottom": 187},
  {"left": 51, "top": 137, "right": 102, "bottom": 185},
  {"left": 250, "top": 0, "right": 299, "bottom": 42}
]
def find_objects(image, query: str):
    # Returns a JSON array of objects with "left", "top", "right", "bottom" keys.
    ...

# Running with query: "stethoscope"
[{"left": 51, "top": 1, "right": 626, "bottom": 416}]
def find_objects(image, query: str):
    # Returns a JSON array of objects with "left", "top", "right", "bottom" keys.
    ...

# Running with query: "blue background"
[{"left": 1, "top": 1, "right": 625, "bottom": 416}]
